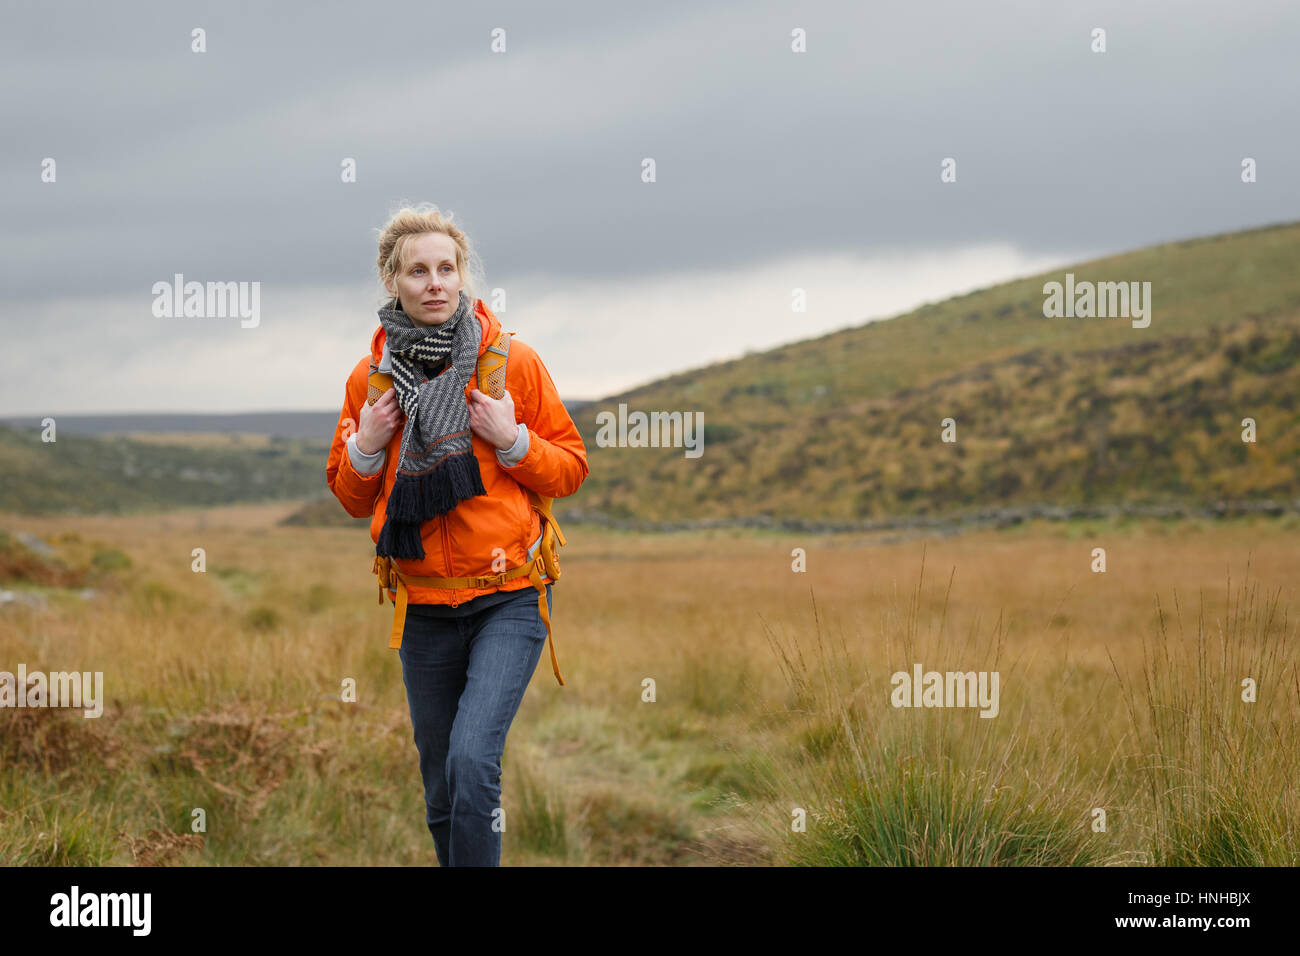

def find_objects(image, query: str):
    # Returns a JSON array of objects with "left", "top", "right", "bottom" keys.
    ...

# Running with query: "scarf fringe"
[{"left": 375, "top": 448, "right": 488, "bottom": 560}]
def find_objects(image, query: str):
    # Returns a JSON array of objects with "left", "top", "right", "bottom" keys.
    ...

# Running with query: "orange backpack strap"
[
  {"left": 477, "top": 329, "right": 513, "bottom": 398},
  {"left": 367, "top": 365, "right": 392, "bottom": 406},
  {"left": 480, "top": 330, "right": 565, "bottom": 552}
]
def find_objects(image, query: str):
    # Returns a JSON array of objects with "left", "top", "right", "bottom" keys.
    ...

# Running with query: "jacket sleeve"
[
  {"left": 497, "top": 339, "right": 589, "bottom": 499},
  {"left": 326, "top": 357, "right": 387, "bottom": 517}
]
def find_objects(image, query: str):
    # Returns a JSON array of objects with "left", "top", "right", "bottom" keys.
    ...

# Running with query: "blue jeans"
[{"left": 397, "top": 583, "right": 551, "bottom": 866}]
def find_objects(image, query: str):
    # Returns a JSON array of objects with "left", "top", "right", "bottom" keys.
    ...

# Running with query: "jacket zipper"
[
  {"left": 441, "top": 513, "right": 457, "bottom": 607},
  {"left": 444, "top": 372, "right": 470, "bottom": 609}
]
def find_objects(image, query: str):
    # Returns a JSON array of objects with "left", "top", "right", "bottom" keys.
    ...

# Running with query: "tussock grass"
[
  {"left": 738, "top": 551, "right": 1122, "bottom": 866},
  {"left": 1112, "top": 559, "right": 1300, "bottom": 865},
  {"left": 511, "top": 759, "right": 570, "bottom": 861}
]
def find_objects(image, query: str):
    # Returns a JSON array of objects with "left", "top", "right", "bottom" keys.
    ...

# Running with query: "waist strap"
[{"left": 371, "top": 548, "right": 564, "bottom": 686}]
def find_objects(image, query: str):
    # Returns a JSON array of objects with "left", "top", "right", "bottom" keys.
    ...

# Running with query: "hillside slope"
[
  {"left": 567, "top": 220, "right": 1300, "bottom": 522},
  {"left": 0, "top": 429, "right": 327, "bottom": 514}
]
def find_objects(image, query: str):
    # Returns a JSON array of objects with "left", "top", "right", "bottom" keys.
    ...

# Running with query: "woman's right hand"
[{"left": 355, "top": 388, "right": 403, "bottom": 455}]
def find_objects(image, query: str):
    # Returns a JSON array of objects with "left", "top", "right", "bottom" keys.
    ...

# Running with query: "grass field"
[{"left": 1, "top": 503, "right": 1296, "bottom": 865}]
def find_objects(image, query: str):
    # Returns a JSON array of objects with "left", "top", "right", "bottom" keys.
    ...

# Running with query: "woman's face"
[{"left": 386, "top": 232, "right": 464, "bottom": 327}]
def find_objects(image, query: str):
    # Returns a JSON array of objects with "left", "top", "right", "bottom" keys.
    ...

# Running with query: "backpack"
[{"left": 366, "top": 329, "right": 569, "bottom": 686}]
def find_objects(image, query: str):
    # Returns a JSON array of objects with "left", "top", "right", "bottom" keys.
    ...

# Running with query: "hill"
[
  {"left": 0, "top": 428, "right": 328, "bottom": 514},
  {"left": 566, "top": 220, "right": 1300, "bottom": 523}
]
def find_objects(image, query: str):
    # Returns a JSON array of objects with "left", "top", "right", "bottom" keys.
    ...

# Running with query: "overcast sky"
[{"left": 2, "top": 0, "right": 1297, "bottom": 415}]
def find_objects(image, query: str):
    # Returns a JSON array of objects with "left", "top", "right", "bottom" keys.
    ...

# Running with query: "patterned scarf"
[{"left": 374, "top": 288, "right": 487, "bottom": 560}]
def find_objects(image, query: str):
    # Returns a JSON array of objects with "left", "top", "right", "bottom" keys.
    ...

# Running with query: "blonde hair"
[{"left": 375, "top": 201, "right": 486, "bottom": 306}]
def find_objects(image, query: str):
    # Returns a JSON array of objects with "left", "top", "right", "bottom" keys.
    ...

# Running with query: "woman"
[{"left": 325, "top": 203, "right": 589, "bottom": 866}]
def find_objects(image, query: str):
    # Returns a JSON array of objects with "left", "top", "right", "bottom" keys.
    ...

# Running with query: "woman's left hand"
[{"left": 468, "top": 388, "right": 519, "bottom": 450}]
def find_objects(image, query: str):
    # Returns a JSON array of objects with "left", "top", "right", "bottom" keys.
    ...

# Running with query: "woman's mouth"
[{"left": 424, "top": 300, "right": 446, "bottom": 308}]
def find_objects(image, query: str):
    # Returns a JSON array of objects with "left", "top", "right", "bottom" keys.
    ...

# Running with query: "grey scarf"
[{"left": 374, "top": 288, "right": 487, "bottom": 560}]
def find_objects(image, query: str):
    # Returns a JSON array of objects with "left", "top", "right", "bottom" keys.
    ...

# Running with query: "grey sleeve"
[
  {"left": 495, "top": 422, "right": 530, "bottom": 468},
  {"left": 347, "top": 431, "right": 387, "bottom": 476}
]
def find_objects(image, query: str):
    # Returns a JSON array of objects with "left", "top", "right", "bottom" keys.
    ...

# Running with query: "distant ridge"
[
  {"left": 0, "top": 412, "right": 340, "bottom": 441},
  {"left": 0, "top": 399, "right": 593, "bottom": 441}
]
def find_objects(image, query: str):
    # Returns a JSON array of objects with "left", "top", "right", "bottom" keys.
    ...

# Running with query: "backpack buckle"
[{"left": 372, "top": 555, "right": 394, "bottom": 604}]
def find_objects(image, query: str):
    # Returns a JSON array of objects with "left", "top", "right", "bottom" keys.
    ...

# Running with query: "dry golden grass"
[{"left": 1, "top": 503, "right": 1296, "bottom": 865}]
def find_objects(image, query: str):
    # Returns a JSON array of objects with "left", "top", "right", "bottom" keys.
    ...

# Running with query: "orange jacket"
[{"left": 326, "top": 298, "right": 588, "bottom": 607}]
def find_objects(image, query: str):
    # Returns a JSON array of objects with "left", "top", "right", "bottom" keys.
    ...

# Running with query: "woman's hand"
[
  {"left": 355, "top": 388, "right": 403, "bottom": 455},
  {"left": 468, "top": 388, "right": 519, "bottom": 450}
]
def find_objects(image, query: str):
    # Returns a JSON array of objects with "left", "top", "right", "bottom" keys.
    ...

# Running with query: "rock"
[
  {"left": 14, "top": 531, "right": 55, "bottom": 557},
  {"left": 0, "top": 589, "right": 49, "bottom": 610}
]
